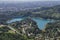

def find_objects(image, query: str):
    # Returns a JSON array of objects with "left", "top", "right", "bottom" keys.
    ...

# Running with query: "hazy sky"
[{"left": 0, "top": 0, "right": 60, "bottom": 2}]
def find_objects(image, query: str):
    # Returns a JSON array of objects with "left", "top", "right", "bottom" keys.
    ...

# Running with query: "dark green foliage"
[
  {"left": 31, "top": 5, "right": 60, "bottom": 20},
  {"left": 0, "top": 33, "right": 26, "bottom": 40},
  {"left": 0, "top": 27, "right": 10, "bottom": 32},
  {"left": 45, "top": 21, "right": 60, "bottom": 37}
]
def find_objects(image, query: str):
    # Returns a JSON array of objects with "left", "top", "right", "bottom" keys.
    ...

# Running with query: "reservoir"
[{"left": 7, "top": 18, "right": 54, "bottom": 29}]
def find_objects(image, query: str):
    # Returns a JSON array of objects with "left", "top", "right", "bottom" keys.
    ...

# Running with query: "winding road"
[{"left": 0, "top": 25, "right": 22, "bottom": 35}]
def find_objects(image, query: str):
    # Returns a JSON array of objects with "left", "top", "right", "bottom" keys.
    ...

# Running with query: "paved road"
[
  {"left": 1, "top": 25, "right": 22, "bottom": 35},
  {"left": 7, "top": 25, "right": 21, "bottom": 34}
]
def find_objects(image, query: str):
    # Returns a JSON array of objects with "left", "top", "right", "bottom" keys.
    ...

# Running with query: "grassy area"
[{"left": 7, "top": 30, "right": 16, "bottom": 34}]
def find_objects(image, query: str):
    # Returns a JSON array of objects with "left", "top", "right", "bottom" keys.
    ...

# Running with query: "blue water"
[{"left": 7, "top": 18, "right": 53, "bottom": 29}]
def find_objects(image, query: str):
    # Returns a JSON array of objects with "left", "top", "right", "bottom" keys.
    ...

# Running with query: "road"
[{"left": 0, "top": 25, "right": 22, "bottom": 35}]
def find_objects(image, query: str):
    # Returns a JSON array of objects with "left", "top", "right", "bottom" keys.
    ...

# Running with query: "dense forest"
[
  {"left": 0, "top": 2, "right": 60, "bottom": 40},
  {"left": 0, "top": 18, "right": 60, "bottom": 40}
]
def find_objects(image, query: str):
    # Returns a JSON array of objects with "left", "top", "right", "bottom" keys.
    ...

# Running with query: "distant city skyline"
[{"left": 0, "top": 0, "right": 60, "bottom": 2}]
